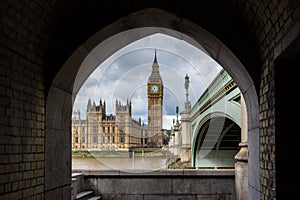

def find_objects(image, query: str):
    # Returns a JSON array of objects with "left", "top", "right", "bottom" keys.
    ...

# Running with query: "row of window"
[
  {"left": 74, "top": 145, "right": 124, "bottom": 149},
  {"left": 74, "top": 136, "right": 125, "bottom": 144},
  {"left": 75, "top": 126, "right": 118, "bottom": 134}
]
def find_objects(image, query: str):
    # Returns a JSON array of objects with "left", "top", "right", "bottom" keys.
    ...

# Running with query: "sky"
[{"left": 72, "top": 33, "right": 222, "bottom": 129}]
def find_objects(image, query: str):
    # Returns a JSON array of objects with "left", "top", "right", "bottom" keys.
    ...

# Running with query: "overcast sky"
[{"left": 73, "top": 33, "right": 222, "bottom": 129}]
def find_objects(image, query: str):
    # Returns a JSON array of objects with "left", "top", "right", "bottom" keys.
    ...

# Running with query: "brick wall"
[
  {"left": 231, "top": 0, "right": 300, "bottom": 199},
  {"left": 0, "top": 0, "right": 57, "bottom": 199}
]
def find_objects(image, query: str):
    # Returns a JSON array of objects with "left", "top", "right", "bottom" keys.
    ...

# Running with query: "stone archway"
[{"left": 45, "top": 8, "right": 259, "bottom": 199}]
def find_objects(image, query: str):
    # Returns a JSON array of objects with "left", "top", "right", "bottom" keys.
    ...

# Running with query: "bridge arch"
[
  {"left": 192, "top": 113, "right": 241, "bottom": 168},
  {"left": 190, "top": 81, "right": 242, "bottom": 166},
  {"left": 46, "top": 7, "right": 259, "bottom": 198}
]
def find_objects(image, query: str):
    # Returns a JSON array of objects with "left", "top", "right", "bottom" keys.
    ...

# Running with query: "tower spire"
[
  {"left": 152, "top": 49, "right": 159, "bottom": 72},
  {"left": 176, "top": 106, "right": 179, "bottom": 125},
  {"left": 148, "top": 49, "right": 162, "bottom": 83},
  {"left": 153, "top": 49, "right": 158, "bottom": 65}
]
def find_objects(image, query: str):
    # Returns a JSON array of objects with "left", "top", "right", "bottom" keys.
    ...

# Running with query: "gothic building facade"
[
  {"left": 72, "top": 99, "right": 146, "bottom": 150},
  {"left": 72, "top": 51, "right": 164, "bottom": 150}
]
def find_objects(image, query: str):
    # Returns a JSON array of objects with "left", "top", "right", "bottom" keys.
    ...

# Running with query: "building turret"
[
  {"left": 128, "top": 100, "right": 132, "bottom": 116},
  {"left": 72, "top": 110, "right": 81, "bottom": 121},
  {"left": 87, "top": 99, "right": 92, "bottom": 112},
  {"left": 102, "top": 100, "right": 106, "bottom": 117},
  {"left": 92, "top": 101, "right": 96, "bottom": 111}
]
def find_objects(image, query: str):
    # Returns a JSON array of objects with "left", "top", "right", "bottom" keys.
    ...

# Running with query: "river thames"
[{"left": 72, "top": 156, "right": 168, "bottom": 173}]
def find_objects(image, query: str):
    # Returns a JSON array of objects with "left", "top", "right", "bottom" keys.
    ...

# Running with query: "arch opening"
[
  {"left": 71, "top": 32, "right": 223, "bottom": 173},
  {"left": 45, "top": 8, "right": 259, "bottom": 198},
  {"left": 194, "top": 117, "right": 241, "bottom": 169}
]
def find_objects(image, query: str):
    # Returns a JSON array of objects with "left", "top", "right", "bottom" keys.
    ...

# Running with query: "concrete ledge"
[
  {"left": 72, "top": 169, "right": 235, "bottom": 177},
  {"left": 78, "top": 169, "right": 236, "bottom": 198}
]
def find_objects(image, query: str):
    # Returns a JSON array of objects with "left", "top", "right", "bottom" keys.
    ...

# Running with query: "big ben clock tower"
[{"left": 147, "top": 49, "right": 163, "bottom": 147}]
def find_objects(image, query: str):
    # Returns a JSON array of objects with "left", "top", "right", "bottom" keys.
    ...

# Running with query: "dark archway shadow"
[
  {"left": 45, "top": 8, "right": 260, "bottom": 199},
  {"left": 275, "top": 34, "right": 300, "bottom": 199}
]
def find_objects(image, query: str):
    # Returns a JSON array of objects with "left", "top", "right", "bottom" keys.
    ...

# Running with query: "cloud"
[
  {"left": 73, "top": 33, "right": 222, "bottom": 129},
  {"left": 163, "top": 115, "right": 181, "bottom": 130}
]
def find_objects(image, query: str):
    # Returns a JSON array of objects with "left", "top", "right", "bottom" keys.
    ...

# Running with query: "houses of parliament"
[{"left": 72, "top": 51, "right": 165, "bottom": 150}]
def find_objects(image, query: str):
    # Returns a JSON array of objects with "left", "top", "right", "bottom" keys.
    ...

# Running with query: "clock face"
[{"left": 151, "top": 85, "right": 159, "bottom": 93}]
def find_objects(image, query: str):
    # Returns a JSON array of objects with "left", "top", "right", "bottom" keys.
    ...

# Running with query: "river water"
[{"left": 72, "top": 156, "right": 168, "bottom": 173}]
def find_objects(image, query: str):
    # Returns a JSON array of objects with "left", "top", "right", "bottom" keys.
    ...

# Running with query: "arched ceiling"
[{"left": 45, "top": 0, "right": 260, "bottom": 94}]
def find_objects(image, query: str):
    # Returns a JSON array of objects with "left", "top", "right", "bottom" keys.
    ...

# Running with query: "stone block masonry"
[{"left": 75, "top": 169, "right": 236, "bottom": 200}]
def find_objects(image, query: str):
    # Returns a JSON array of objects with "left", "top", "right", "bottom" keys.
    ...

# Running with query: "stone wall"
[{"left": 77, "top": 170, "right": 235, "bottom": 200}]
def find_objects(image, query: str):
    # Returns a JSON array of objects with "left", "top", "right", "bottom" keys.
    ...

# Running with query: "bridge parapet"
[
  {"left": 190, "top": 69, "right": 236, "bottom": 120},
  {"left": 74, "top": 169, "right": 235, "bottom": 199}
]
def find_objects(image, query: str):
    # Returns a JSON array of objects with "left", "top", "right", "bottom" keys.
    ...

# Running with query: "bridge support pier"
[
  {"left": 235, "top": 143, "right": 248, "bottom": 200},
  {"left": 234, "top": 95, "right": 248, "bottom": 200},
  {"left": 180, "top": 110, "right": 191, "bottom": 163}
]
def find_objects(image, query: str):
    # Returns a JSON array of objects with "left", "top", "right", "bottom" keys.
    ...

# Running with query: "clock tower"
[{"left": 147, "top": 50, "right": 163, "bottom": 147}]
